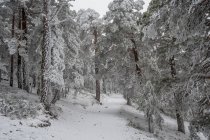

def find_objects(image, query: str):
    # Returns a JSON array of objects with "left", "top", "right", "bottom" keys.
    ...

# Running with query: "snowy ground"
[
  {"left": 0, "top": 92, "right": 156, "bottom": 140},
  {"left": 121, "top": 105, "right": 190, "bottom": 140}
]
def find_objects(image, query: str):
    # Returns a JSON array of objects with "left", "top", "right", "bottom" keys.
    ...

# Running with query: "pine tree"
[{"left": 41, "top": 0, "right": 51, "bottom": 110}]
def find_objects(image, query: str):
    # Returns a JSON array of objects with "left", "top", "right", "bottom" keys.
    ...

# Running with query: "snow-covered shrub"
[{"left": 0, "top": 86, "right": 44, "bottom": 119}]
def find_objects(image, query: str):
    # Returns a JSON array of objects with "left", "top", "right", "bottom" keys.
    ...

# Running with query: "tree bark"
[
  {"left": 170, "top": 56, "right": 185, "bottom": 134},
  {"left": 94, "top": 29, "right": 100, "bottom": 102},
  {"left": 17, "top": 7, "right": 22, "bottom": 89},
  {"left": 148, "top": 115, "right": 154, "bottom": 133},
  {"left": 96, "top": 80, "right": 100, "bottom": 102},
  {"left": 127, "top": 97, "right": 131, "bottom": 105},
  {"left": 10, "top": 12, "right": 15, "bottom": 87},
  {"left": 175, "top": 108, "right": 185, "bottom": 133},
  {"left": 102, "top": 78, "right": 106, "bottom": 94},
  {"left": 37, "top": 75, "right": 41, "bottom": 96},
  {"left": 51, "top": 89, "right": 60, "bottom": 104},
  {"left": 0, "top": 69, "right": 1, "bottom": 83},
  {"left": 147, "top": 109, "right": 154, "bottom": 133},
  {"left": 169, "top": 56, "right": 176, "bottom": 78},
  {"left": 10, "top": 55, "right": 14, "bottom": 86},
  {"left": 21, "top": 7, "right": 29, "bottom": 92},
  {"left": 17, "top": 53, "right": 22, "bottom": 89},
  {"left": 130, "top": 39, "right": 141, "bottom": 76},
  {"left": 40, "top": 0, "right": 51, "bottom": 110},
  {"left": 22, "top": 60, "right": 29, "bottom": 92},
  {"left": 32, "top": 74, "right": 36, "bottom": 88},
  {"left": 174, "top": 92, "right": 185, "bottom": 134}
]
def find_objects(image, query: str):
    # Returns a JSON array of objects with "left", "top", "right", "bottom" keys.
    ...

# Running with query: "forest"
[{"left": 0, "top": 0, "right": 210, "bottom": 140}]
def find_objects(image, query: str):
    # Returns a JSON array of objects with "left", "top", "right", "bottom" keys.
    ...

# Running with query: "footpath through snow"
[{"left": 0, "top": 93, "right": 156, "bottom": 140}]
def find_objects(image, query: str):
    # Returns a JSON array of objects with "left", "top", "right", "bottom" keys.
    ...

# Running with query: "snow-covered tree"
[
  {"left": 101, "top": 0, "right": 145, "bottom": 110},
  {"left": 76, "top": 8, "right": 103, "bottom": 102}
]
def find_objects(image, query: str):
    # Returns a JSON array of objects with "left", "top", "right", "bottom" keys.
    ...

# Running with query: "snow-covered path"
[{"left": 0, "top": 94, "right": 156, "bottom": 140}]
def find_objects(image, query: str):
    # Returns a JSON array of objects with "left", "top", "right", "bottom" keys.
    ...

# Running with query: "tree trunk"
[
  {"left": 127, "top": 97, "right": 131, "bottom": 105},
  {"left": 148, "top": 114, "right": 154, "bottom": 133},
  {"left": 10, "top": 12, "right": 15, "bottom": 87},
  {"left": 0, "top": 69, "right": 1, "bottom": 83},
  {"left": 17, "top": 54, "right": 22, "bottom": 88},
  {"left": 37, "top": 76, "right": 41, "bottom": 95},
  {"left": 21, "top": 7, "right": 29, "bottom": 92},
  {"left": 102, "top": 78, "right": 106, "bottom": 94},
  {"left": 110, "top": 80, "right": 112, "bottom": 94},
  {"left": 147, "top": 109, "right": 154, "bottom": 133},
  {"left": 40, "top": 0, "right": 51, "bottom": 110},
  {"left": 174, "top": 92, "right": 185, "bottom": 134},
  {"left": 130, "top": 39, "right": 141, "bottom": 76},
  {"left": 17, "top": 7, "right": 22, "bottom": 89},
  {"left": 22, "top": 60, "right": 29, "bottom": 92},
  {"left": 51, "top": 89, "right": 60, "bottom": 105},
  {"left": 175, "top": 108, "right": 185, "bottom": 133},
  {"left": 32, "top": 74, "right": 36, "bottom": 88},
  {"left": 94, "top": 29, "right": 100, "bottom": 102},
  {"left": 170, "top": 56, "right": 185, "bottom": 133},
  {"left": 96, "top": 80, "right": 100, "bottom": 102},
  {"left": 10, "top": 55, "right": 14, "bottom": 86}
]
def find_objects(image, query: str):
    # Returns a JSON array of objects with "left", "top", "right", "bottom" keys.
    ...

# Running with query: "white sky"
[{"left": 71, "top": 0, "right": 151, "bottom": 17}]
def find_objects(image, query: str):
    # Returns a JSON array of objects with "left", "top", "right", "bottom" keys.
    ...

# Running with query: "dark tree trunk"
[
  {"left": 51, "top": 89, "right": 60, "bottom": 104},
  {"left": 174, "top": 92, "right": 185, "bottom": 134},
  {"left": 21, "top": 7, "right": 29, "bottom": 92},
  {"left": 17, "top": 54, "right": 22, "bottom": 89},
  {"left": 22, "top": 60, "right": 29, "bottom": 92},
  {"left": 175, "top": 108, "right": 185, "bottom": 133},
  {"left": 0, "top": 69, "right": 1, "bottom": 83},
  {"left": 10, "top": 12, "right": 15, "bottom": 87},
  {"left": 169, "top": 56, "right": 176, "bottom": 79},
  {"left": 10, "top": 55, "right": 14, "bottom": 86},
  {"left": 130, "top": 39, "right": 141, "bottom": 76},
  {"left": 40, "top": 0, "right": 51, "bottom": 110},
  {"left": 96, "top": 80, "right": 100, "bottom": 102},
  {"left": 148, "top": 114, "right": 154, "bottom": 133},
  {"left": 102, "top": 78, "right": 106, "bottom": 94},
  {"left": 37, "top": 76, "right": 41, "bottom": 96},
  {"left": 32, "top": 74, "right": 36, "bottom": 87},
  {"left": 94, "top": 29, "right": 100, "bottom": 102},
  {"left": 17, "top": 7, "right": 22, "bottom": 89},
  {"left": 127, "top": 97, "right": 131, "bottom": 106},
  {"left": 147, "top": 109, "right": 154, "bottom": 133},
  {"left": 170, "top": 56, "right": 185, "bottom": 134}
]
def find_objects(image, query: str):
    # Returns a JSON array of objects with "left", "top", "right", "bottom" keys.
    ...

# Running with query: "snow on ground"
[
  {"left": 120, "top": 104, "right": 190, "bottom": 140},
  {"left": 0, "top": 86, "right": 191, "bottom": 140},
  {"left": 0, "top": 84, "right": 45, "bottom": 119},
  {"left": 0, "top": 90, "right": 156, "bottom": 140}
]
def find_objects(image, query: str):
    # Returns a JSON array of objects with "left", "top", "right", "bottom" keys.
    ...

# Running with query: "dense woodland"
[{"left": 0, "top": 0, "right": 210, "bottom": 140}]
